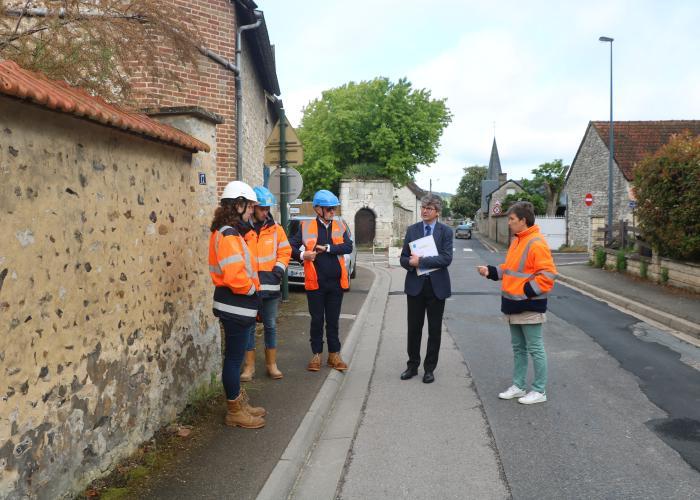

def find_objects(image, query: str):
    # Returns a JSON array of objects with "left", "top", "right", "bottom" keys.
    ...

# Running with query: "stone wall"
[
  {"left": 565, "top": 126, "right": 633, "bottom": 247},
  {"left": 340, "top": 180, "right": 395, "bottom": 247},
  {"left": 0, "top": 97, "right": 219, "bottom": 498},
  {"left": 393, "top": 185, "right": 420, "bottom": 223}
]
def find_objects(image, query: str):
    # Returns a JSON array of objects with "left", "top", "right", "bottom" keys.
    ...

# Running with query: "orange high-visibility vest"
[
  {"left": 209, "top": 225, "right": 260, "bottom": 321},
  {"left": 498, "top": 225, "right": 557, "bottom": 304},
  {"left": 301, "top": 219, "right": 349, "bottom": 291},
  {"left": 249, "top": 221, "right": 291, "bottom": 297}
]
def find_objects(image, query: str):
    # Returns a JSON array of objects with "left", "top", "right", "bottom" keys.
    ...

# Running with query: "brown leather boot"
[
  {"left": 265, "top": 348, "right": 283, "bottom": 379},
  {"left": 240, "top": 350, "right": 256, "bottom": 382},
  {"left": 307, "top": 353, "right": 321, "bottom": 371},
  {"left": 225, "top": 394, "right": 265, "bottom": 429},
  {"left": 239, "top": 388, "right": 266, "bottom": 417},
  {"left": 327, "top": 352, "right": 348, "bottom": 371}
]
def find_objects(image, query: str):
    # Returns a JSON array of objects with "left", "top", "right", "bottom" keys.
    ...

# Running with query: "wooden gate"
[{"left": 354, "top": 208, "right": 376, "bottom": 245}]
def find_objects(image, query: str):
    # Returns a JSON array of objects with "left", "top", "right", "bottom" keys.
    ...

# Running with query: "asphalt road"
[{"left": 445, "top": 237, "right": 700, "bottom": 498}]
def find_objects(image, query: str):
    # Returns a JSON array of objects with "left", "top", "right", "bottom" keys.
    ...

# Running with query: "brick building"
[
  {"left": 131, "top": 0, "right": 281, "bottom": 193},
  {"left": 564, "top": 120, "right": 700, "bottom": 247}
]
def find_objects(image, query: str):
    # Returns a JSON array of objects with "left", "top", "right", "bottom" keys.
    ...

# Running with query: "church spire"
[{"left": 487, "top": 137, "right": 502, "bottom": 180}]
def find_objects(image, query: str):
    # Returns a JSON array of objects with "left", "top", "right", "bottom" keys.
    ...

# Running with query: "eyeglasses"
[
  {"left": 421, "top": 206, "right": 436, "bottom": 211},
  {"left": 323, "top": 206, "right": 336, "bottom": 212}
]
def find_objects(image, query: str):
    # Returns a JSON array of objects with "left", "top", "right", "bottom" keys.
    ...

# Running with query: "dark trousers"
[
  {"left": 219, "top": 317, "right": 251, "bottom": 400},
  {"left": 406, "top": 278, "right": 445, "bottom": 372},
  {"left": 307, "top": 287, "right": 344, "bottom": 353}
]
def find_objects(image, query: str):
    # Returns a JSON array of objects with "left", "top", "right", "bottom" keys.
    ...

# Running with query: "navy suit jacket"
[{"left": 400, "top": 221, "right": 453, "bottom": 300}]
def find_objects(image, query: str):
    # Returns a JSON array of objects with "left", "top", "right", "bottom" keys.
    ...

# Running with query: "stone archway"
[{"left": 354, "top": 208, "right": 376, "bottom": 245}]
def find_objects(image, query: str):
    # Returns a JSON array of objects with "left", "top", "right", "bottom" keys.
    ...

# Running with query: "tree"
[
  {"left": 501, "top": 192, "right": 546, "bottom": 215},
  {"left": 297, "top": 77, "right": 452, "bottom": 198},
  {"left": 0, "top": 1, "right": 201, "bottom": 103},
  {"left": 634, "top": 132, "right": 700, "bottom": 261},
  {"left": 530, "top": 159, "right": 569, "bottom": 216},
  {"left": 450, "top": 166, "right": 487, "bottom": 218},
  {"left": 440, "top": 199, "right": 452, "bottom": 219}
]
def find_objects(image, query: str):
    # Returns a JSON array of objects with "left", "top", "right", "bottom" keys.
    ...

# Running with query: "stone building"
[
  {"left": 340, "top": 179, "right": 426, "bottom": 248},
  {"left": 0, "top": 62, "right": 216, "bottom": 499},
  {"left": 564, "top": 120, "right": 700, "bottom": 247},
  {"left": 131, "top": 0, "right": 281, "bottom": 192}
]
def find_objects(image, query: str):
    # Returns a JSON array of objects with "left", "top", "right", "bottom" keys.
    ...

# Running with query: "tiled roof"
[
  {"left": 405, "top": 181, "right": 427, "bottom": 198},
  {"left": 0, "top": 60, "right": 210, "bottom": 153},
  {"left": 591, "top": 120, "right": 700, "bottom": 180}
]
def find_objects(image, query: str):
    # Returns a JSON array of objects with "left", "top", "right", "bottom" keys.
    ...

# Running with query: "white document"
[{"left": 410, "top": 234, "right": 439, "bottom": 276}]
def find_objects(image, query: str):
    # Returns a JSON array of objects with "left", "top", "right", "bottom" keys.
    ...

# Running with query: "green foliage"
[
  {"left": 660, "top": 267, "right": 669, "bottom": 284},
  {"left": 634, "top": 132, "right": 700, "bottom": 261},
  {"left": 501, "top": 192, "right": 547, "bottom": 215},
  {"left": 616, "top": 250, "right": 627, "bottom": 272},
  {"left": 450, "top": 166, "right": 488, "bottom": 218},
  {"left": 530, "top": 159, "right": 569, "bottom": 215},
  {"left": 343, "top": 163, "right": 385, "bottom": 180},
  {"left": 640, "top": 260, "right": 648, "bottom": 279},
  {"left": 594, "top": 248, "right": 607, "bottom": 268},
  {"left": 298, "top": 77, "right": 452, "bottom": 198}
]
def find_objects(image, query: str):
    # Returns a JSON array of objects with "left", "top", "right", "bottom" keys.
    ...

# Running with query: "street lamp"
[{"left": 599, "top": 36, "right": 614, "bottom": 245}]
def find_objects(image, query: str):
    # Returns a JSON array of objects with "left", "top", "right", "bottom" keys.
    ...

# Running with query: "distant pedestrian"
[
  {"left": 289, "top": 189, "right": 353, "bottom": 372},
  {"left": 477, "top": 201, "right": 557, "bottom": 404},
  {"left": 208, "top": 181, "right": 266, "bottom": 428},
  {"left": 240, "top": 186, "right": 291, "bottom": 381},
  {"left": 399, "top": 193, "right": 453, "bottom": 384}
]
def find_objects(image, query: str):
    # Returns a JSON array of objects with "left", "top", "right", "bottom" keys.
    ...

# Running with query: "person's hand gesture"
[
  {"left": 303, "top": 251, "right": 317, "bottom": 262},
  {"left": 476, "top": 265, "right": 488, "bottom": 277},
  {"left": 409, "top": 252, "right": 421, "bottom": 267},
  {"left": 314, "top": 244, "right": 327, "bottom": 253}
]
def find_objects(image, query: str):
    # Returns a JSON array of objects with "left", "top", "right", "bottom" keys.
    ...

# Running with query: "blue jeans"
[
  {"left": 509, "top": 323, "right": 548, "bottom": 394},
  {"left": 245, "top": 297, "right": 279, "bottom": 350},
  {"left": 220, "top": 317, "right": 251, "bottom": 400}
]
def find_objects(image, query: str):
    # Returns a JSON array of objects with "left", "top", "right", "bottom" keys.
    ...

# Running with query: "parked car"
[
  {"left": 454, "top": 223, "right": 472, "bottom": 239},
  {"left": 286, "top": 216, "right": 357, "bottom": 288}
]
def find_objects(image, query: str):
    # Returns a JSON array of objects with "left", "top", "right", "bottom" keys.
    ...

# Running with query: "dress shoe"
[
  {"left": 422, "top": 371, "right": 435, "bottom": 384},
  {"left": 400, "top": 368, "right": 418, "bottom": 380}
]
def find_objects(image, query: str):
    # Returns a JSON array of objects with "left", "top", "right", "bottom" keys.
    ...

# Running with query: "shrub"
[
  {"left": 594, "top": 248, "right": 607, "bottom": 268},
  {"left": 660, "top": 267, "right": 669, "bottom": 284},
  {"left": 634, "top": 132, "right": 700, "bottom": 261},
  {"left": 616, "top": 250, "right": 627, "bottom": 272},
  {"left": 640, "top": 260, "right": 648, "bottom": 279}
]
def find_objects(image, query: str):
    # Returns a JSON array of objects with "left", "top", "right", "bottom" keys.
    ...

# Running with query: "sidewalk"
[{"left": 476, "top": 233, "right": 700, "bottom": 341}]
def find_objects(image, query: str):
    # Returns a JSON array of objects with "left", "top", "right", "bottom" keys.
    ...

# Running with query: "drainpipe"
[{"left": 234, "top": 8, "right": 263, "bottom": 180}]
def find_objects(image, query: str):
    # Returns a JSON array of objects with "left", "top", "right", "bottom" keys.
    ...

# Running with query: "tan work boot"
[
  {"left": 240, "top": 350, "right": 256, "bottom": 382},
  {"left": 307, "top": 353, "right": 321, "bottom": 371},
  {"left": 225, "top": 393, "right": 265, "bottom": 429},
  {"left": 239, "top": 388, "right": 266, "bottom": 417},
  {"left": 265, "top": 348, "right": 284, "bottom": 379},
  {"left": 327, "top": 352, "right": 348, "bottom": 372}
]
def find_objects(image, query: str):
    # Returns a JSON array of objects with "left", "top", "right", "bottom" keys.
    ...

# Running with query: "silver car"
[{"left": 286, "top": 216, "right": 357, "bottom": 287}]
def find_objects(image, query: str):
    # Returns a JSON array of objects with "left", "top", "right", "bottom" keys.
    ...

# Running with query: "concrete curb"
[
  {"left": 256, "top": 264, "right": 389, "bottom": 500},
  {"left": 557, "top": 273, "right": 700, "bottom": 340}
]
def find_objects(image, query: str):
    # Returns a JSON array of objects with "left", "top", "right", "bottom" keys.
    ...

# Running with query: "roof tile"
[
  {"left": 0, "top": 60, "right": 210, "bottom": 153},
  {"left": 592, "top": 120, "right": 700, "bottom": 180}
]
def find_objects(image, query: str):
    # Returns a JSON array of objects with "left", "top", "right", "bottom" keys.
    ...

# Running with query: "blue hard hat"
[
  {"left": 312, "top": 189, "right": 340, "bottom": 207},
  {"left": 253, "top": 186, "right": 277, "bottom": 207}
]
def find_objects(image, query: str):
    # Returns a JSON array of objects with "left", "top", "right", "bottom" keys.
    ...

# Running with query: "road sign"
[
  {"left": 492, "top": 200, "right": 502, "bottom": 215},
  {"left": 289, "top": 207, "right": 300, "bottom": 214},
  {"left": 264, "top": 117, "right": 304, "bottom": 166},
  {"left": 268, "top": 167, "right": 303, "bottom": 201},
  {"left": 585, "top": 193, "right": 593, "bottom": 206}
]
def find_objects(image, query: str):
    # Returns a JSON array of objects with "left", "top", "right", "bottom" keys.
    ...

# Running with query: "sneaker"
[
  {"left": 518, "top": 391, "right": 547, "bottom": 405},
  {"left": 498, "top": 385, "right": 527, "bottom": 400}
]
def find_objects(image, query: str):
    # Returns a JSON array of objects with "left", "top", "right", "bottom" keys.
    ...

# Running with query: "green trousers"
[{"left": 509, "top": 323, "right": 547, "bottom": 394}]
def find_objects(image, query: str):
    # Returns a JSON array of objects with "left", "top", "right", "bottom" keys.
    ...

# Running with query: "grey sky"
[{"left": 263, "top": 0, "right": 700, "bottom": 193}]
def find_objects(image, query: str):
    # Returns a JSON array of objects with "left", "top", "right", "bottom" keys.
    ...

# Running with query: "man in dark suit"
[{"left": 399, "top": 194, "right": 453, "bottom": 383}]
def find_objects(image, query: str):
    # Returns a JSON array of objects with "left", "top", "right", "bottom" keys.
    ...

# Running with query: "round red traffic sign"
[{"left": 584, "top": 193, "right": 593, "bottom": 206}]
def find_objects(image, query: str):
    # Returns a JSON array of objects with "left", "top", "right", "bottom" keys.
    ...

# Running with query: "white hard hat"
[{"left": 221, "top": 181, "right": 258, "bottom": 203}]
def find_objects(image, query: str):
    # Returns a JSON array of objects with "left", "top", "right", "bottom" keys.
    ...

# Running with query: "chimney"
[{"left": 498, "top": 173, "right": 507, "bottom": 183}]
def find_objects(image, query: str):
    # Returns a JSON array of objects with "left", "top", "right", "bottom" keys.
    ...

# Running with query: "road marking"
[
  {"left": 463, "top": 248, "right": 473, "bottom": 252},
  {"left": 292, "top": 312, "right": 357, "bottom": 320}
]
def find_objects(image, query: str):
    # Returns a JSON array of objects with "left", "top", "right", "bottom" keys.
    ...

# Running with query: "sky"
[{"left": 262, "top": 0, "right": 700, "bottom": 194}]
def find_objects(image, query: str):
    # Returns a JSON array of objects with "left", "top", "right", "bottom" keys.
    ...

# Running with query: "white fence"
[{"left": 535, "top": 216, "right": 566, "bottom": 250}]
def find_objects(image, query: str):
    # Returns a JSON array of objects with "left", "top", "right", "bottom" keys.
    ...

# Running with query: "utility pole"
[{"left": 280, "top": 109, "right": 289, "bottom": 301}]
